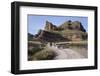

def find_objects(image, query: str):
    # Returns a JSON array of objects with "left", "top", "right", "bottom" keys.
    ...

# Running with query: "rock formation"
[
  {"left": 35, "top": 30, "right": 69, "bottom": 42},
  {"left": 45, "top": 21, "right": 58, "bottom": 31},
  {"left": 44, "top": 20, "right": 87, "bottom": 41},
  {"left": 29, "top": 20, "right": 87, "bottom": 42}
]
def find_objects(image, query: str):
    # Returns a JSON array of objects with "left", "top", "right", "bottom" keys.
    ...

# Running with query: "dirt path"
[{"left": 49, "top": 46, "right": 85, "bottom": 59}]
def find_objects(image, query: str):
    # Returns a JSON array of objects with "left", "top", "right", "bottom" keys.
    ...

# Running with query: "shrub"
[
  {"left": 28, "top": 47, "right": 44, "bottom": 56},
  {"left": 32, "top": 49, "right": 56, "bottom": 60}
]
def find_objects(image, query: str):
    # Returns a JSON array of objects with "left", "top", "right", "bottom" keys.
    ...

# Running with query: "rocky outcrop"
[
  {"left": 36, "top": 30, "right": 69, "bottom": 42},
  {"left": 59, "top": 20, "right": 86, "bottom": 32},
  {"left": 45, "top": 21, "right": 58, "bottom": 31},
  {"left": 29, "top": 20, "right": 87, "bottom": 42},
  {"left": 44, "top": 20, "right": 87, "bottom": 41},
  {"left": 44, "top": 20, "right": 86, "bottom": 32}
]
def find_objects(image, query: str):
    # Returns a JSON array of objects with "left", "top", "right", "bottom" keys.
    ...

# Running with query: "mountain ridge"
[
  {"left": 28, "top": 20, "right": 87, "bottom": 42},
  {"left": 45, "top": 20, "right": 86, "bottom": 32}
]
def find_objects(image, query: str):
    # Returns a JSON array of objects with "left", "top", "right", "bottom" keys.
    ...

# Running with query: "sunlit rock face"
[
  {"left": 45, "top": 21, "right": 58, "bottom": 31},
  {"left": 43, "top": 20, "right": 87, "bottom": 41}
]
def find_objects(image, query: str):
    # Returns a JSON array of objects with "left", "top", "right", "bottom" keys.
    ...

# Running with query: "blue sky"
[{"left": 28, "top": 15, "right": 88, "bottom": 35}]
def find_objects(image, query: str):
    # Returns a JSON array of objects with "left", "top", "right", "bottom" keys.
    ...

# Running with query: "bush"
[
  {"left": 32, "top": 49, "right": 56, "bottom": 60},
  {"left": 28, "top": 47, "right": 44, "bottom": 55}
]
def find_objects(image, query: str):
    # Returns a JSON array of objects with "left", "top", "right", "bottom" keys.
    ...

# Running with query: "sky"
[{"left": 28, "top": 15, "right": 88, "bottom": 35}]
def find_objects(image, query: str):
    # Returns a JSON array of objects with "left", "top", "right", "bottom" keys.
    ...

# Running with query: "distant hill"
[{"left": 28, "top": 33, "right": 34, "bottom": 41}]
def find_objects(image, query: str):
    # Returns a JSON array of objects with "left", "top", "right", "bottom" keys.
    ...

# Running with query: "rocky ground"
[{"left": 47, "top": 46, "right": 87, "bottom": 59}]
